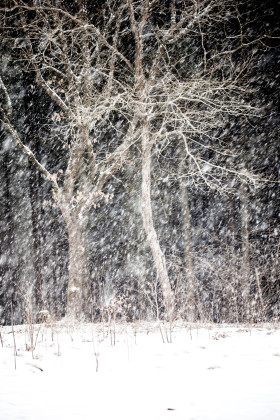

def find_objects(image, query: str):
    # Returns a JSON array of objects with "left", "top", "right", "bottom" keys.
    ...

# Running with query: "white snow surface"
[{"left": 0, "top": 321, "right": 280, "bottom": 420}]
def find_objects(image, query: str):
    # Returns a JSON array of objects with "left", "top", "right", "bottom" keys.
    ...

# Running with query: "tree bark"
[
  {"left": 58, "top": 123, "right": 92, "bottom": 320},
  {"left": 141, "top": 132, "right": 174, "bottom": 320},
  {"left": 64, "top": 216, "right": 88, "bottom": 320}
]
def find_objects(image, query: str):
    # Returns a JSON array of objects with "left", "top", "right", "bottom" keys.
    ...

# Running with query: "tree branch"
[
  {"left": 0, "top": 76, "right": 12, "bottom": 117},
  {"left": 0, "top": 107, "right": 59, "bottom": 193},
  {"left": 1, "top": 3, "right": 134, "bottom": 72}
]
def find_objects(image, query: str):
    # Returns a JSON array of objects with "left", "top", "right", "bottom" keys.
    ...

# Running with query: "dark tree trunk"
[
  {"left": 29, "top": 159, "right": 44, "bottom": 312},
  {"left": 0, "top": 150, "right": 21, "bottom": 324},
  {"left": 179, "top": 144, "right": 196, "bottom": 321}
]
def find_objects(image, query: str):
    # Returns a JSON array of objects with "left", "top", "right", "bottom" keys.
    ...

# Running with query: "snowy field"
[{"left": 0, "top": 321, "right": 280, "bottom": 420}]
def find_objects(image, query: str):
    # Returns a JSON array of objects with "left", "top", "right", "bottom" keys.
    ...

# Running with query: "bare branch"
[
  {"left": 0, "top": 76, "right": 12, "bottom": 117},
  {"left": 1, "top": 3, "right": 134, "bottom": 72},
  {"left": 0, "top": 107, "right": 59, "bottom": 193}
]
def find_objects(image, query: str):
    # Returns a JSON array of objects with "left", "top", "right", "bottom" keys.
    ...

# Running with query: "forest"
[{"left": 0, "top": 0, "right": 279, "bottom": 325}]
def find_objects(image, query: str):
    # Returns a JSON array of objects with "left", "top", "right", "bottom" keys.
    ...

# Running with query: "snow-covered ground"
[{"left": 0, "top": 321, "right": 279, "bottom": 420}]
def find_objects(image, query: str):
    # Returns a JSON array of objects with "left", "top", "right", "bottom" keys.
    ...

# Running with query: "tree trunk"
[
  {"left": 141, "top": 130, "right": 174, "bottom": 320},
  {"left": 0, "top": 150, "right": 21, "bottom": 324},
  {"left": 64, "top": 216, "right": 88, "bottom": 320},
  {"left": 130, "top": 3, "right": 174, "bottom": 320},
  {"left": 29, "top": 160, "right": 44, "bottom": 312},
  {"left": 12, "top": 154, "right": 36, "bottom": 317},
  {"left": 240, "top": 176, "right": 250, "bottom": 318},
  {"left": 179, "top": 145, "right": 196, "bottom": 321}
]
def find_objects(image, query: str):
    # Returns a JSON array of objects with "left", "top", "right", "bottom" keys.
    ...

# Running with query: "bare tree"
[
  {"left": 124, "top": 0, "right": 261, "bottom": 320},
  {"left": 0, "top": 1, "right": 138, "bottom": 319}
]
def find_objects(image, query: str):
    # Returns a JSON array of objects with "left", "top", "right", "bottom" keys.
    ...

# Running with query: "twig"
[{"left": 11, "top": 303, "right": 17, "bottom": 370}]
